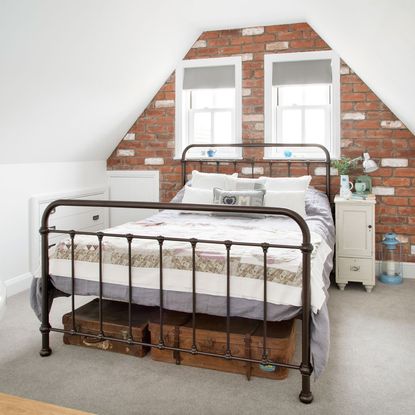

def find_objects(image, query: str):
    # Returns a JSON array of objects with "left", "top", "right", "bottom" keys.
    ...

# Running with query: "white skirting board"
[{"left": 4, "top": 272, "right": 32, "bottom": 298}]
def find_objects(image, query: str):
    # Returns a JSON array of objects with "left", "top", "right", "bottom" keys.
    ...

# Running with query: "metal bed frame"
[{"left": 39, "top": 143, "right": 331, "bottom": 404}]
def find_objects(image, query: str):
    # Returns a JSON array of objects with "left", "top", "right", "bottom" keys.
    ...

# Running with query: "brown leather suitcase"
[
  {"left": 149, "top": 313, "right": 296, "bottom": 380},
  {"left": 62, "top": 299, "right": 158, "bottom": 357}
]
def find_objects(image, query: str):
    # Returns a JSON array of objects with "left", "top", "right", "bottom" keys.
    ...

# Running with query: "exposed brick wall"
[{"left": 107, "top": 23, "right": 415, "bottom": 261}]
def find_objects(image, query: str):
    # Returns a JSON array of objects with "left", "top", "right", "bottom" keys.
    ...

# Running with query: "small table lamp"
[{"left": 353, "top": 152, "right": 379, "bottom": 193}]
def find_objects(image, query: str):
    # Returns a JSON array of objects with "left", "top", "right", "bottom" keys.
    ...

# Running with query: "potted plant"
[{"left": 331, "top": 157, "right": 357, "bottom": 199}]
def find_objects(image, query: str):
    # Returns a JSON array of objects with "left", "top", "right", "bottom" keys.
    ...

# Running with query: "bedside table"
[{"left": 334, "top": 195, "right": 376, "bottom": 292}]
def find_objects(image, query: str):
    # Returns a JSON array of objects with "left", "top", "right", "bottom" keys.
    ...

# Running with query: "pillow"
[
  {"left": 181, "top": 186, "right": 213, "bottom": 204},
  {"left": 228, "top": 176, "right": 266, "bottom": 191},
  {"left": 191, "top": 170, "right": 237, "bottom": 191},
  {"left": 260, "top": 175, "right": 312, "bottom": 192},
  {"left": 263, "top": 190, "right": 307, "bottom": 218}
]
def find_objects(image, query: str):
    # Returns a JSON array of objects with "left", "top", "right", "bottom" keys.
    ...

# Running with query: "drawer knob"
[
  {"left": 350, "top": 265, "right": 360, "bottom": 272},
  {"left": 368, "top": 225, "right": 372, "bottom": 230},
  {"left": 93, "top": 215, "right": 100, "bottom": 221}
]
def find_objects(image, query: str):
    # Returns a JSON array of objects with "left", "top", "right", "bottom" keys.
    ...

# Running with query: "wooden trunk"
[
  {"left": 149, "top": 313, "right": 296, "bottom": 380},
  {"left": 62, "top": 299, "right": 158, "bottom": 357}
]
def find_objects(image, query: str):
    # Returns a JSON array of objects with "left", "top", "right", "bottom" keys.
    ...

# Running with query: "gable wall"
[{"left": 107, "top": 23, "right": 415, "bottom": 261}]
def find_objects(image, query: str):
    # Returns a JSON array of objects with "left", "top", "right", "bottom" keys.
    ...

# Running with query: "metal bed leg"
[{"left": 39, "top": 227, "right": 51, "bottom": 357}]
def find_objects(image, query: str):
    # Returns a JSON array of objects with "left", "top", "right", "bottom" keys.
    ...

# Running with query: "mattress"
[{"left": 31, "top": 187, "right": 334, "bottom": 377}]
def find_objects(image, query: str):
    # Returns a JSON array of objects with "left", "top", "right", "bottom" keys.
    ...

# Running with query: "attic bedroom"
[{"left": 0, "top": 1, "right": 414, "bottom": 414}]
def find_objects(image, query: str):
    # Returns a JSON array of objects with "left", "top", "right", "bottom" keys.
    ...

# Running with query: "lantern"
[{"left": 379, "top": 232, "right": 403, "bottom": 284}]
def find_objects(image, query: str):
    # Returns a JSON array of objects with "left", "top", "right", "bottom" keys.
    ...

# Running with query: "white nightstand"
[{"left": 335, "top": 195, "right": 376, "bottom": 292}]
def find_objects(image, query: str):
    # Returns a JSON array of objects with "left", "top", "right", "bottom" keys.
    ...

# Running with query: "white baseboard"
[
  {"left": 4, "top": 272, "right": 32, "bottom": 297},
  {"left": 375, "top": 261, "right": 415, "bottom": 279}
]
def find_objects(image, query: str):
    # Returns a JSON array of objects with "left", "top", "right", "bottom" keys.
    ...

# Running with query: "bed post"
[
  {"left": 299, "top": 240, "right": 313, "bottom": 403},
  {"left": 39, "top": 211, "right": 52, "bottom": 357}
]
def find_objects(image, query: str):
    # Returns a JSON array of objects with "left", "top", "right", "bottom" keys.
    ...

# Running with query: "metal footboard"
[{"left": 39, "top": 200, "right": 315, "bottom": 404}]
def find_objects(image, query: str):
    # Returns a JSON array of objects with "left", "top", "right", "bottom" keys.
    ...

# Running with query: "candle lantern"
[{"left": 379, "top": 232, "right": 403, "bottom": 284}]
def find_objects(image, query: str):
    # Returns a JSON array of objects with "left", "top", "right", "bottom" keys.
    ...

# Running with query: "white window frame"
[
  {"left": 264, "top": 51, "right": 340, "bottom": 159},
  {"left": 175, "top": 56, "right": 242, "bottom": 159}
]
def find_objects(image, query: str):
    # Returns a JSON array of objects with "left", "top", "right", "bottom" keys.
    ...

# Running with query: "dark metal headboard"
[{"left": 181, "top": 143, "right": 331, "bottom": 200}]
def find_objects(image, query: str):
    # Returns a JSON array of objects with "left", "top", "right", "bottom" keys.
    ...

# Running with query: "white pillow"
[
  {"left": 260, "top": 175, "right": 312, "bottom": 192},
  {"left": 264, "top": 190, "right": 307, "bottom": 218},
  {"left": 228, "top": 176, "right": 266, "bottom": 190},
  {"left": 191, "top": 170, "right": 237, "bottom": 190},
  {"left": 182, "top": 186, "right": 213, "bottom": 204}
]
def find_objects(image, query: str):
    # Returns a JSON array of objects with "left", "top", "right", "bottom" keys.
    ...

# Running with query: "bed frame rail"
[{"left": 39, "top": 200, "right": 314, "bottom": 404}]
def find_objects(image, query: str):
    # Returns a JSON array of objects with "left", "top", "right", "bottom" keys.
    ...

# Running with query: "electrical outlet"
[{"left": 411, "top": 245, "right": 415, "bottom": 256}]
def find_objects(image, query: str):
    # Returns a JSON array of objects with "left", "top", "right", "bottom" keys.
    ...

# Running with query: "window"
[
  {"left": 175, "top": 57, "right": 242, "bottom": 159},
  {"left": 264, "top": 51, "right": 340, "bottom": 159}
]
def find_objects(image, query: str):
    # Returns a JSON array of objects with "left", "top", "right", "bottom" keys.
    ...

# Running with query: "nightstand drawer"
[{"left": 337, "top": 257, "right": 374, "bottom": 284}]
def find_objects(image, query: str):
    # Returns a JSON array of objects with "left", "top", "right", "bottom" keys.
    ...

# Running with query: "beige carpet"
[{"left": 0, "top": 280, "right": 414, "bottom": 415}]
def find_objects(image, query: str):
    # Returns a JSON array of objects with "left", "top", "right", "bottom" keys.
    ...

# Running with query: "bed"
[{"left": 32, "top": 143, "right": 334, "bottom": 404}]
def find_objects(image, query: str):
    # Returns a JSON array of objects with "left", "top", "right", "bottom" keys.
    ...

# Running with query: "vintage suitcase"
[
  {"left": 62, "top": 299, "right": 158, "bottom": 357},
  {"left": 149, "top": 313, "right": 296, "bottom": 380}
]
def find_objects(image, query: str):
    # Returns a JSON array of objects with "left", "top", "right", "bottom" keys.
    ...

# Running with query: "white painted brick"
[
  {"left": 242, "top": 27, "right": 264, "bottom": 36},
  {"left": 397, "top": 235, "right": 409, "bottom": 244},
  {"left": 341, "top": 139, "right": 353, "bottom": 148},
  {"left": 342, "top": 112, "right": 365, "bottom": 120},
  {"left": 372, "top": 186, "right": 395, "bottom": 196},
  {"left": 123, "top": 133, "right": 135, "bottom": 141},
  {"left": 240, "top": 53, "right": 253, "bottom": 61},
  {"left": 145, "top": 157, "right": 164, "bottom": 165},
  {"left": 254, "top": 123, "right": 264, "bottom": 131},
  {"left": 381, "top": 120, "right": 405, "bottom": 129},
  {"left": 315, "top": 167, "right": 338, "bottom": 176},
  {"left": 266, "top": 42, "right": 289, "bottom": 51},
  {"left": 241, "top": 167, "right": 264, "bottom": 176},
  {"left": 381, "top": 158, "right": 408, "bottom": 167},
  {"left": 155, "top": 100, "right": 174, "bottom": 108},
  {"left": 117, "top": 149, "right": 134, "bottom": 157},
  {"left": 242, "top": 88, "right": 251, "bottom": 96},
  {"left": 192, "top": 40, "right": 207, "bottom": 48},
  {"left": 243, "top": 114, "right": 264, "bottom": 122},
  {"left": 340, "top": 66, "right": 350, "bottom": 75},
  {"left": 167, "top": 140, "right": 175, "bottom": 149}
]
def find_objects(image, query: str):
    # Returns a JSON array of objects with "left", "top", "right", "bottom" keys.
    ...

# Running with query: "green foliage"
[{"left": 331, "top": 157, "right": 357, "bottom": 175}]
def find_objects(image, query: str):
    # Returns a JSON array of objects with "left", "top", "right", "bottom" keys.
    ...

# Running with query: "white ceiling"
[{"left": 0, "top": 0, "right": 413, "bottom": 164}]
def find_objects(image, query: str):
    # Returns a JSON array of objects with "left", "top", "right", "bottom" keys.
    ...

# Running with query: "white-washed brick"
[
  {"left": 145, "top": 158, "right": 164, "bottom": 165},
  {"left": 167, "top": 140, "right": 175, "bottom": 149},
  {"left": 381, "top": 120, "right": 405, "bottom": 129},
  {"left": 242, "top": 27, "right": 264, "bottom": 36},
  {"left": 397, "top": 235, "right": 409, "bottom": 244},
  {"left": 340, "top": 66, "right": 350, "bottom": 75},
  {"left": 372, "top": 186, "right": 395, "bottom": 196},
  {"left": 117, "top": 149, "right": 134, "bottom": 157},
  {"left": 240, "top": 53, "right": 253, "bottom": 61},
  {"left": 381, "top": 158, "right": 408, "bottom": 167},
  {"left": 155, "top": 100, "right": 174, "bottom": 108},
  {"left": 192, "top": 40, "right": 207, "bottom": 48},
  {"left": 254, "top": 123, "right": 264, "bottom": 131},
  {"left": 266, "top": 42, "right": 289, "bottom": 51},
  {"left": 242, "top": 88, "right": 251, "bottom": 96},
  {"left": 341, "top": 139, "right": 353, "bottom": 148},
  {"left": 342, "top": 112, "right": 365, "bottom": 120},
  {"left": 315, "top": 167, "right": 338, "bottom": 176},
  {"left": 241, "top": 167, "right": 264, "bottom": 176},
  {"left": 243, "top": 114, "right": 264, "bottom": 122},
  {"left": 123, "top": 133, "right": 135, "bottom": 141}
]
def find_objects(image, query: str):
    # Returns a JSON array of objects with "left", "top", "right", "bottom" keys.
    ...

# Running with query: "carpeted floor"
[{"left": 0, "top": 281, "right": 414, "bottom": 415}]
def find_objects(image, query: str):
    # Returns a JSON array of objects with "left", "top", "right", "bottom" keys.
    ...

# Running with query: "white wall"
[{"left": 0, "top": 161, "right": 107, "bottom": 294}]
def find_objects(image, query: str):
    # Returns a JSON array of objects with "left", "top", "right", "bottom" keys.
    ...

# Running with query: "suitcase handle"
[{"left": 82, "top": 336, "right": 110, "bottom": 350}]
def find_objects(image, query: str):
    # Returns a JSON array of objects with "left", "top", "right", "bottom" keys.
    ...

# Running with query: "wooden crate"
[{"left": 149, "top": 313, "right": 296, "bottom": 380}]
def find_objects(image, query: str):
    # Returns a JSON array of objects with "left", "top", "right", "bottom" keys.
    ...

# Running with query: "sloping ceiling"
[{"left": 0, "top": 0, "right": 413, "bottom": 164}]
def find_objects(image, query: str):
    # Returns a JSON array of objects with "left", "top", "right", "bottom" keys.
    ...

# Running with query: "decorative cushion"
[
  {"left": 260, "top": 175, "right": 312, "bottom": 192},
  {"left": 228, "top": 176, "right": 266, "bottom": 191},
  {"left": 263, "top": 190, "right": 307, "bottom": 218},
  {"left": 191, "top": 170, "right": 237, "bottom": 191}
]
